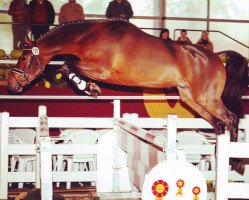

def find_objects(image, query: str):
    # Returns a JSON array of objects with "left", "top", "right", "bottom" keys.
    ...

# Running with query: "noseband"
[{"left": 11, "top": 47, "right": 43, "bottom": 86}]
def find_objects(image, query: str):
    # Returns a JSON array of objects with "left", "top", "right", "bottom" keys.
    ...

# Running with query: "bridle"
[{"left": 11, "top": 47, "right": 44, "bottom": 87}]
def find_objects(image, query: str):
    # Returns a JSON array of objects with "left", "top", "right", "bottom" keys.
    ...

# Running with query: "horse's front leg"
[{"left": 60, "top": 63, "right": 101, "bottom": 97}]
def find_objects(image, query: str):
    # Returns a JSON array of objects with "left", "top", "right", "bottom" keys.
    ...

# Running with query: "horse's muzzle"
[{"left": 8, "top": 81, "right": 23, "bottom": 93}]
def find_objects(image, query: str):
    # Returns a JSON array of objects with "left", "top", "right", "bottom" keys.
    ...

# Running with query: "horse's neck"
[{"left": 37, "top": 37, "right": 64, "bottom": 59}]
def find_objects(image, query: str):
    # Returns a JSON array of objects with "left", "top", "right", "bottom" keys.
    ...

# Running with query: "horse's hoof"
[
  {"left": 231, "top": 133, "right": 238, "bottom": 142},
  {"left": 85, "top": 82, "right": 101, "bottom": 97},
  {"left": 231, "top": 159, "right": 245, "bottom": 175},
  {"left": 216, "top": 121, "right": 225, "bottom": 135}
]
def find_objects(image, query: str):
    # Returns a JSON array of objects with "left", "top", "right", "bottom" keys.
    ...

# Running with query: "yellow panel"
[{"left": 143, "top": 88, "right": 195, "bottom": 118}]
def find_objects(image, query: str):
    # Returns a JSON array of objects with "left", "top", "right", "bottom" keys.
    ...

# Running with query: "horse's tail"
[{"left": 217, "top": 50, "right": 248, "bottom": 119}]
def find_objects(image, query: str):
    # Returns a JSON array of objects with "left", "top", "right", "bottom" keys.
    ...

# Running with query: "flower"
[
  {"left": 44, "top": 81, "right": 51, "bottom": 89},
  {"left": 55, "top": 73, "right": 62, "bottom": 80}
]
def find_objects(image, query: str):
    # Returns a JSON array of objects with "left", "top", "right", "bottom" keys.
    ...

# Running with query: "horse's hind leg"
[
  {"left": 200, "top": 99, "right": 244, "bottom": 174},
  {"left": 177, "top": 86, "right": 225, "bottom": 135},
  {"left": 178, "top": 86, "right": 244, "bottom": 174},
  {"left": 222, "top": 108, "right": 239, "bottom": 141},
  {"left": 193, "top": 92, "right": 238, "bottom": 142}
]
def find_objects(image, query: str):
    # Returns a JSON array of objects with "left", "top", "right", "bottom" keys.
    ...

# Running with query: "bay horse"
[{"left": 8, "top": 20, "right": 248, "bottom": 146}]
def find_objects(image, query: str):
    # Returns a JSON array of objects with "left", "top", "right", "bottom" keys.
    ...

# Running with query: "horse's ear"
[{"left": 24, "top": 35, "right": 33, "bottom": 47}]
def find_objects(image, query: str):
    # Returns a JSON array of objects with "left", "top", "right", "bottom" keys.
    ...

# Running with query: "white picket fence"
[
  {"left": 216, "top": 134, "right": 249, "bottom": 199},
  {"left": 0, "top": 112, "right": 112, "bottom": 199},
  {"left": 1, "top": 100, "right": 249, "bottom": 199}
]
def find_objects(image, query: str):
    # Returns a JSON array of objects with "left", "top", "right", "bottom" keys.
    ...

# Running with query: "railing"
[
  {"left": 174, "top": 29, "right": 249, "bottom": 49},
  {"left": 0, "top": 21, "right": 248, "bottom": 48},
  {"left": 0, "top": 17, "right": 248, "bottom": 58}
]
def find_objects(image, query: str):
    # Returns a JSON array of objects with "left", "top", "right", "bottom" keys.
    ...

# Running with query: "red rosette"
[
  {"left": 192, "top": 186, "right": 201, "bottom": 195},
  {"left": 176, "top": 179, "right": 185, "bottom": 196},
  {"left": 176, "top": 179, "right": 185, "bottom": 188},
  {"left": 151, "top": 180, "right": 169, "bottom": 197}
]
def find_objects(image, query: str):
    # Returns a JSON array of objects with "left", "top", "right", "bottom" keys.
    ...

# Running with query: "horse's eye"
[{"left": 21, "top": 57, "right": 27, "bottom": 61}]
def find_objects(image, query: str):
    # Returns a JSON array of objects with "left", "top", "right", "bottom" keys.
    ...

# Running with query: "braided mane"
[{"left": 38, "top": 18, "right": 128, "bottom": 40}]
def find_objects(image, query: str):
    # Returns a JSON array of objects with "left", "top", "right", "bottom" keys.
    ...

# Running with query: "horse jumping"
[{"left": 8, "top": 20, "right": 248, "bottom": 147}]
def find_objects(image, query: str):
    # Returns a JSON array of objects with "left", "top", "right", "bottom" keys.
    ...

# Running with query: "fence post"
[
  {"left": 113, "top": 100, "right": 121, "bottom": 192},
  {"left": 215, "top": 134, "right": 230, "bottom": 199},
  {"left": 166, "top": 114, "right": 177, "bottom": 160},
  {"left": 245, "top": 115, "right": 249, "bottom": 142},
  {"left": 243, "top": 115, "right": 249, "bottom": 182},
  {"left": 36, "top": 117, "right": 41, "bottom": 188},
  {"left": 0, "top": 112, "right": 9, "bottom": 200},
  {"left": 113, "top": 99, "right": 120, "bottom": 118},
  {"left": 38, "top": 106, "right": 52, "bottom": 200}
]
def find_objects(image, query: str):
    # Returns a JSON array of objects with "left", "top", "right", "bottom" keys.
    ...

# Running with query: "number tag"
[{"left": 32, "top": 47, "right": 39, "bottom": 55}]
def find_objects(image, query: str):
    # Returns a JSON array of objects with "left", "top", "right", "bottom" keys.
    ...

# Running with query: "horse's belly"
[
  {"left": 107, "top": 70, "right": 179, "bottom": 88},
  {"left": 77, "top": 61, "right": 181, "bottom": 88}
]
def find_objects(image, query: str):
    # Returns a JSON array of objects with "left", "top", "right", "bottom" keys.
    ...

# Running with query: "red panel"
[
  {"left": 0, "top": 85, "right": 248, "bottom": 117},
  {"left": 0, "top": 84, "right": 149, "bottom": 117}
]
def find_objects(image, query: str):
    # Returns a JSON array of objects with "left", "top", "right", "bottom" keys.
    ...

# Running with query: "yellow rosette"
[{"left": 151, "top": 180, "right": 169, "bottom": 200}]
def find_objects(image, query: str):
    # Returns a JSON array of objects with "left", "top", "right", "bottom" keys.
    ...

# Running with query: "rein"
[{"left": 11, "top": 47, "right": 43, "bottom": 86}]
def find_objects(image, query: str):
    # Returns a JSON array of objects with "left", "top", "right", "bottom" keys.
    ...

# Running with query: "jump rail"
[
  {"left": 113, "top": 114, "right": 177, "bottom": 191},
  {"left": 114, "top": 113, "right": 249, "bottom": 193},
  {"left": 0, "top": 95, "right": 248, "bottom": 100},
  {"left": 0, "top": 60, "right": 64, "bottom": 65}
]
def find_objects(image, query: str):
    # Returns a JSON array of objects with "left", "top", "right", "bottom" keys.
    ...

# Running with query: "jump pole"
[
  {"left": 112, "top": 100, "right": 121, "bottom": 192},
  {"left": 37, "top": 106, "right": 53, "bottom": 200},
  {"left": 166, "top": 114, "right": 177, "bottom": 160}
]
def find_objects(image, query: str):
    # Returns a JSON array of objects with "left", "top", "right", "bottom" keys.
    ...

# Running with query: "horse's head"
[{"left": 8, "top": 36, "right": 44, "bottom": 93}]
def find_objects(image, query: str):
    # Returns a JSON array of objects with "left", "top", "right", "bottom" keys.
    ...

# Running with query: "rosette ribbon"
[{"left": 152, "top": 180, "right": 169, "bottom": 200}]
